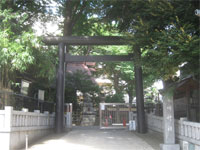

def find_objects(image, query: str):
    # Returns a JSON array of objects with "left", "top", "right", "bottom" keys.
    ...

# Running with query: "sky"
[
  {"left": 33, "top": 21, "right": 62, "bottom": 36},
  {"left": 33, "top": 0, "right": 62, "bottom": 36}
]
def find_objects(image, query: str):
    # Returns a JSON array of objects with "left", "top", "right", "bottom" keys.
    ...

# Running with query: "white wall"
[{"left": 0, "top": 106, "right": 55, "bottom": 150}]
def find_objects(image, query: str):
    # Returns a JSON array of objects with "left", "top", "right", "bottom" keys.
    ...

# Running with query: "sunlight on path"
[
  {"left": 28, "top": 127, "right": 161, "bottom": 150},
  {"left": 30, "top": 139, "right": 101, "bottom": 150}
]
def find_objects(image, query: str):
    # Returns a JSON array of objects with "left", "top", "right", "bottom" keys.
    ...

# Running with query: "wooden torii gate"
[{"left": 43, "top": 36, "right": 146, "bottom": 133}]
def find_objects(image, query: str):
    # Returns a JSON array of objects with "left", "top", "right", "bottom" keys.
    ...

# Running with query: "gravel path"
[{"left": 28, "top": 126, "right": 162, "bottom": 150}]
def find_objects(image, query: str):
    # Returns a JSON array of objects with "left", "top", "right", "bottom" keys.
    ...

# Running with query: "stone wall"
[
  {"left": 0, "top": 106, "right": 55, "bottom": 150},
  {"left": 146, "top": 114, "right": 200, "bottom": 150}
]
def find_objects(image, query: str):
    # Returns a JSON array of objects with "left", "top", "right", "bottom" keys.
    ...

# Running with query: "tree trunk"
[
  {"left": 128, "top": 91, "right": 133, "bottom": 104},
  {"left": 63, "top": 0, "right": 73, "bottom": 36}
]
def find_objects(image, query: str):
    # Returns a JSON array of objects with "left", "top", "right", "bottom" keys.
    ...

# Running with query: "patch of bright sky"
[
  {"left": 153, "top": 80, "right": 163, "bottom": 90},
  {"left": 32, "top": 0, "right": 63, "bottom": 36},
  {"left": 95, "top": 78, "right": 112, "bottom": 84},
  {"left": 33, "top": 21, "right": 62, "bottom": 36}
]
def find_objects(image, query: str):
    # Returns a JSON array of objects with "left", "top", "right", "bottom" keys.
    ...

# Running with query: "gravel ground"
[{"left": 28, "top": 126, "right": 162, "bottom": 150}]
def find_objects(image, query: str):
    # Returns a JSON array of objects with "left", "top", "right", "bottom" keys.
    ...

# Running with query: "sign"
[
  {"left": 129, "top": 120, "right": 136, "bottom": 131},
  {"left": 101, "top": 104, "right": 105, "bottom": 110},
  {"left": 38, "top": 90, "right": 45, "bottom": 100},
  {"left": 21, "top": 80, "right": 30, "bottom": 95}
]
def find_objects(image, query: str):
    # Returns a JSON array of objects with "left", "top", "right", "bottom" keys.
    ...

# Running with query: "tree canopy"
[
  {"left": 0, "top": 0, "right": 56, "bottom": 91},
  {"left": 0, "top": 0, "right": 199, "bottom": 104},
  {"left": 101, "top": 0, "right": 199, "bottom": 83}
]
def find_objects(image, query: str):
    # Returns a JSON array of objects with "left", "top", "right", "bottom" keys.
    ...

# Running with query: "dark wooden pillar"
[
  {"left": 135, "top": 66, "right": 146, "bottom": 133},
  {"left": 134, "top": 47, "right": 146, "bottom": 133},
  {"left": 55, "top": 43, "right": 65, "bottom": 133}
]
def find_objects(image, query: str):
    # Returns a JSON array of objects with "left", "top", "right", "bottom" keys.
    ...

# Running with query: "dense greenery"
[
  {"left": 0, "top": 1, "right": 56, "bottom": 95},
  {"left": 1, "top": 0, "right": 199, "bottom": 104},
  {"left": 101, "top": 0, "right": 199, "bottom": 83}
]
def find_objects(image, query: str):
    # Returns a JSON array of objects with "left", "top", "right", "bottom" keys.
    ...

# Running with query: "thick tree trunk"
[{"left": 63, "top": 0, "right": 73, "bottom": 36}]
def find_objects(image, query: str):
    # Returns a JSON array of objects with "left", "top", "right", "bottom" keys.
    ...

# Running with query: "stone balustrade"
[
  {"left": 146, "top": 114, "right": 200, "bottom": 150},
  {"left": 0, "top": 106, "right": 55, "bottom": 150},
  {"left": 175, "top": 119, "right": 200, "bottom": 146},
  {"left": 11, "top": 110, "right": 54, "bottom": 128}
]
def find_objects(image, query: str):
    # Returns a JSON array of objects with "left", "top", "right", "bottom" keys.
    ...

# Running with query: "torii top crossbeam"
[{"left": 43, "top": 36, "right": 130, "bottom": 45}]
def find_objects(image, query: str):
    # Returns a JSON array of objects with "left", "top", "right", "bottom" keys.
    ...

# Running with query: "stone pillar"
[
  {"left": 1, "top": 106, "right": 13, "bottom": 150},
  {"left": 65, "top": 103, "right": 72, "bottom": 129},
  {"left": 160, "top": 87, "right": 180, "bottom": 150},
  {"left": 34, "top": 110, "right": 40, "bottom": 126},
  {"left": 81, "top": 94, "right": 96, "bottom": 126},
  {"left": 5, "top": 106, "right": 13, "bottom": 132},
  {"left": 22, "top": 108, "right": 28, "bottom": 126}
]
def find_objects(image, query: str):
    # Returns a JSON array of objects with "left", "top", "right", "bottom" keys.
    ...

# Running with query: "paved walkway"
[{"left": 28, "top": 127, "right": 163, "bottom": 150}]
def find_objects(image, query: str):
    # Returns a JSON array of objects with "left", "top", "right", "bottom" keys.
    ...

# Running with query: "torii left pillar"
[{"left": 55, "top": 43, "right": 65, "bottom": 133}]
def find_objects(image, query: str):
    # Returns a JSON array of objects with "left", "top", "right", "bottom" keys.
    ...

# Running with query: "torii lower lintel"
[{"left": 65, "top": 54, "right": 134, "bottom": 62}]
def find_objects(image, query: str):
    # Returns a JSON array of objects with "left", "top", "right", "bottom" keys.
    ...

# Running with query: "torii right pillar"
[{"left": 134, "top": 47, "right": 146, "bottom": 133}]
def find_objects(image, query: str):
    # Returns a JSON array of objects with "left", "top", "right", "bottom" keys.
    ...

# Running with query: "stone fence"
[
  {"left": 0, "top": 106, "right": 55, "bottom": 150},
  {"left": 146, "top": 114, "right": 200, "bottom": 150}
]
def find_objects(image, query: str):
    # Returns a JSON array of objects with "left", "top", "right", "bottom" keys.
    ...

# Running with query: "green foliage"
[
  {"left": 56, "top": 0, "right": 106, "bottom": 36},
  {"left": 66, "top": 70, "right": 100, "bottom": 94},
  {"left": 105, "top": 93, "right": 124, "bottom": 103},
  {"left": 0, "top": 0, "right": 49, "bottom": 32},
  {"left": 0, "top": 9, "right": 37, "bottom": 88},
  {"left": 142, "top": 23, "right": 200, "bottom": 80},
  {"left": 144, "top": 86, "right": 159, "bottom": 103},
  {"left": 0, "top": 13, "right": 37, "bottom": 71},
  {"left": 1, "top": 0, "right": 198, "bottom": 104},
  {"left": 0, "top": 2, "right": 57, "bottom": 95},
  {"left": 101, "top": 0, "right": 199, "bottom": 82},
  {"left": 65, "top": 70, "right": 101, "bottom": 107}
]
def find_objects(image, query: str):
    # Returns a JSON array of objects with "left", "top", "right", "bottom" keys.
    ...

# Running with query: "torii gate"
[{"left": 43, "top": 36, "right": 146, "bottom": 134}]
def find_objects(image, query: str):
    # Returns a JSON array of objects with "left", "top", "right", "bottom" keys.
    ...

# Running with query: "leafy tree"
[
  {"left": 0, "top": 0, "right": 57, "bottom": 101},
  {"left": 0, "top": 8, "right": 39, "bottom": 88},
  {"left": 105, "top": 93, "right": 124, "bottom": 103},
  {"left": 54, "top": 0, "right": 103, "bottom": 36},
  {"left": 101, "top": 0, "right": 199, "bottom": 87}
]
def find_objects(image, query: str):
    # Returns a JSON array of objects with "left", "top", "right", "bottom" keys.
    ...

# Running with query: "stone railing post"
[
  {"left": 5, "top": 106, "right": 13, "bottom": 131},
  {"left": 22, "top": 108, "right": 28, "bottom": 126},
  {"left": 34, "top": 110, "right": 40, "bottom": 126},
  {"left": 160, "top": 87, "right": 180, "bottom": 150},
  {"left": 44, "top": 111, "right": 49, "bottom": 126},
  {"left": 1, "top": 106, "right": 13, "bottom": 150},
  {"left": 51, "top": 112, "right": 55, "bottom": 126}
]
